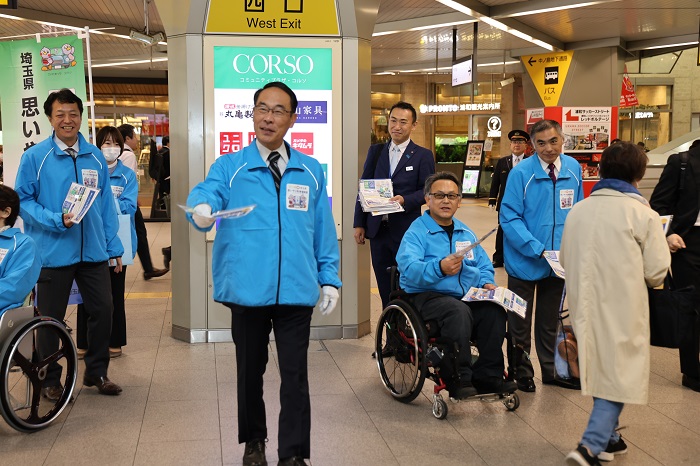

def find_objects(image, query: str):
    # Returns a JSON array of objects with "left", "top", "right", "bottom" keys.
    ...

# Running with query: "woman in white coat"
[{"left": 560, "top": 142, "right": 671, "bottom": 466}]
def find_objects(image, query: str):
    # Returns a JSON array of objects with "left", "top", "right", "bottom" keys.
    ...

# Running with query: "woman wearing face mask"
[{"left": 76, "top": 126, "right": 138, "bottom": 359}]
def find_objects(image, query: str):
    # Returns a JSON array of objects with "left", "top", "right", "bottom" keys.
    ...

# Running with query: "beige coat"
[{"left": 560, "top": 189, "right": 670, "bottom": 404}]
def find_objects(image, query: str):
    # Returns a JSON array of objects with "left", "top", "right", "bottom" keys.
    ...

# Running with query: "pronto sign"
[
  {"left": 206, "top": 0, "right": 339, "bottom": 36},
  {"left": 521, "top": 51, "right": 574, "bottom": 107}
]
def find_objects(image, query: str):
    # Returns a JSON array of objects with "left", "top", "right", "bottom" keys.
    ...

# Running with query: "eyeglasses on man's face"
[
  {"left": 429, "top": 192, "right": 460, "bottom": 201},
  {"left": 511, "top": 139, "right": 527, "bottom": 144},
  {"left": 254, "top": 104, "right": 292, "bottom": 118}
]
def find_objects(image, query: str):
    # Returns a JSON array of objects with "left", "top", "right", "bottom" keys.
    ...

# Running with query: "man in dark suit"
[
  {"left": 488, "top": 130, "right": 530, "bottom": 268},
  {"left": 650, "top": 140, "right": 700, "bottom": 392},
  {"left": 353, "top": 101, "right": 435, "bottom": 308}
]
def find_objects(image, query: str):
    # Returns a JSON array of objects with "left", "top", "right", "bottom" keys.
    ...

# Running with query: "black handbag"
[{"left": 648, "top": 274, "right": 698, "bottom": 348}]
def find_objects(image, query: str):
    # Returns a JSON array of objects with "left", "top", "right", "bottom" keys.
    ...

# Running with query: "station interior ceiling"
[{"left": 0, "top": 0, "right": 699, "bottom": 80}]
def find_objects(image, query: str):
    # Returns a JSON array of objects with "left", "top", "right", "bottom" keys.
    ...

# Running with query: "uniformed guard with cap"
[{"left": 488, "top": 129, "right": 531, "bottom": 267}]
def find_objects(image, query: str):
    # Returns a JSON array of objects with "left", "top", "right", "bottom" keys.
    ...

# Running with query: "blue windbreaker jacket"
[
  {"left": 397, "top": 211, "right": 495, "bottom": 298},
  {"left": 0, "top": 228, "right": 41, "bottom": 314},
  {"left": 109, "top": 161, "right": 138, "bottom": 259},
  {"left": 499, "top": 154, "right": 583, "bottom": 281},
  {"left": 15, "top": 133, "right": 124, "bottom": 267},
  {"left": 186, "top": 142, "right": 342, "bottom": 307}
]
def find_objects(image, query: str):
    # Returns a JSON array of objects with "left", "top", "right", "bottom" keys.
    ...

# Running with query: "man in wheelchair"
[{"left": 396, "top": 172, "right": 517, "bottom": 399}]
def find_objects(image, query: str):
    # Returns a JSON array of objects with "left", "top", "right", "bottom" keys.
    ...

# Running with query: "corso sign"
[{"left": 232, "top": 54, "right": 314, "bottom": 75}]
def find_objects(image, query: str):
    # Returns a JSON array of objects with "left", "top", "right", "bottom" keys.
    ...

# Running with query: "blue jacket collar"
[
  {"left": 245, "top": 140, "right": 302, "bottom": 171},
  {"left": 420, "top": 210, "right": 467, "bottom": 234},
  {"left": 0, "top": 227, "right": 20, "bottom": 238}
]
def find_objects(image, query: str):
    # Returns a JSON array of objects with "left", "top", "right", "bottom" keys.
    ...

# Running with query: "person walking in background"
[
  {"left": 117, "top": 124, "right": 168, "bottom": 280},
  {"left": 186, "top": 82, "right": 341, "bottom": 466},
  {"left": 488, "top": 129, "right": 531, "bottom": 268},
  {"left": 561, "top": 142, "right": 670, "bottom": 465},
  {"left": 158, "top": 136, "right": 172, "bottom": 268},
  {"left": 76, "top": 126, "right": 137, "bottom": 359},
  {"left": 499, "top": 119, "right": 584, "bottom": 393},
  {"left": 16, "top": 88, "right": 123, "bottom": 398},
  {"left": 649, "top": 138, "right": 700, "bottom": 392},
  {"left": 353, "top": 101, "right": 435, "bottom": 309}
]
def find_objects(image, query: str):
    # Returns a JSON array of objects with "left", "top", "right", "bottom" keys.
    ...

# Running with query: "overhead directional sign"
[
  {"left": 0, "top": 0, "right": 18, "bottom": 8},
  {"left": 206, "top": 0, "right": 339, "bottom": 36},
  {"left": 521, "top": 51, "right": 574, "bottom": 107}
]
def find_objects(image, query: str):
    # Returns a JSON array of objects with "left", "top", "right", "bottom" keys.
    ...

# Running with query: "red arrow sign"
[{"left": 565, "top": 109, "right": 579, "bottom": 122}]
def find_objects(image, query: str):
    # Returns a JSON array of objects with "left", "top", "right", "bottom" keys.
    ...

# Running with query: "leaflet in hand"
[
  {"left": 659, "top": 215, "right": 672, "bottom": 235},
  {"left": 462, "top": 287, "right": 527, "bottom": 319},
  {"left": 358, "top": 179, "right": 404, "bottom": 216},
  {"left": 178, "top": 204, "right": 256, "bottom": 219},
  {"left": 543, "top": 250, "right": 565, "bottom": 279},
  {"left": 62, "top": 182, "right": 100, "bottom": 224},
  {"left": 449, "top": 226, "right": 498, "bottom": 259}
]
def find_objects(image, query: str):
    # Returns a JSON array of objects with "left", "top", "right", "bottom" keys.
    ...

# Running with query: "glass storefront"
[
  {"left": 618, "top": 84, "right": 672, "bottom": 151},
  {"left": 92, "top": 84, "right": 169, "bottom": 217}
]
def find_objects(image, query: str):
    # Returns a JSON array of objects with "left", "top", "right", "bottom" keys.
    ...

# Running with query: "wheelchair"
[
  {"left": 0, "top": 303, "right": 77, "bottom": 432},
  {"left": 375, "top": 267, "right": 519, "bottom": 420}
]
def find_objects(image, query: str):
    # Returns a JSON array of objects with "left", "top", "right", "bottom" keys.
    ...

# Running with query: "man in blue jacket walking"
[
  {"left": 499, "top": 119, "right": 583, "bottom": 393},
  {"left": 15, "top": 88, "right": 124, "bottom": 399},
  {"left": 186, "top": 82, "right": 341, "bottom": 466}
]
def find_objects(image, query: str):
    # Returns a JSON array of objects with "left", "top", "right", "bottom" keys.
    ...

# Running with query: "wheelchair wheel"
[
  {"left": 503, "top": 392, "right": 520, "bottom": 412},
  {"left": 432, "top": 394, "right": 448, "bottom": 420},
  {"left": 375, "top": 301, "right": 428, "bottom": 403},
  {"left": 0, "top": 317, "right": 77, "bottom": 432}
]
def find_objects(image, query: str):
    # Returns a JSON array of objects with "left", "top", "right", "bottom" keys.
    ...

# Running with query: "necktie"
[
  {"left": 548, "top": 163, "right": 557, "bottom": 183},
  {"left": 65, "top": 147, "right": 77, "bottom": 158},
  {"left": 268, "top": 151, "right": 282, "bottom": 190},
  {"left": 513, "top": 156, "right": 520, "bottom": 167},
  {"left": 389, "top": 146, "right": 401, "bottom": 176}
]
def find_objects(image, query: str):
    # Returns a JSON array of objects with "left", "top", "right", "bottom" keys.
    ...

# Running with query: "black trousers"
[
  {"left": 369, "top": 221, "right": 404, "bottom": 309},
  {"left": 135, "top": 207, "right": 154, "bottom": 273},
  {"left": 76, "top": 265, "right": 127, "bottom": 349},
  {"left": 37, "top": 262, "right": 113, "bottom": 385},
  {"left": 413, "top": 293, "right": 507, "bottom": 381},
  {"left": 227, "top": 303, "right": 313, "bottom": 460},
  {"left": 507, "top": 275, "right": 564, "bottom": 381},
  {"left": 493, "top": 224, "right": 504, "bottom": 264},
  {"left": 671, "top": 227, "right": 700, "bottom": 379}
]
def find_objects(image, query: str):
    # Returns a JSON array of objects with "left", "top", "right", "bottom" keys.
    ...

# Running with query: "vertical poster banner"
[
  {"left": 0, "top": 35, "right": 86, "bottom": 187},
  {"left": 619, "top": 66, "right": 639, "bottom": 108},
  {"left": 213, "top": 46, "right": 334, "bottom": 199}
]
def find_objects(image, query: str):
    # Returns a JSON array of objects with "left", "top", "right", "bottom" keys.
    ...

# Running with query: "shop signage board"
[
  {"left": 0, "top": 35, "right": 86, "bottom": 187},
  {"left": 561, "top": 107, "right": 613, "bottom": 151},
  {"left": 211, "top": 44, "right": 336, "bottom": 207},
  {"left": 521, "top": 51, "right": 574, "bottom": 107},
  {"left": 206, "top": 0, "right": 339, "bottom": 36}
]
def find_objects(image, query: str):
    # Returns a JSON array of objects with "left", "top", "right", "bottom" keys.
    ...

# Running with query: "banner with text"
[
  {"left": 0, "top": 35, "right": 86, "bottom": 186},
  {"left": 206, "top": 0, "right": 339, "bottom": 36},
  {"left": 213, "top": 45, "right": 334, "bottom": 198}
]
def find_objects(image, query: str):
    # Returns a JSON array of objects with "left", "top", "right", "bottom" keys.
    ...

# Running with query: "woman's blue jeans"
[{"left": 581, "top": 397, "right": 624, "bottom": 456}]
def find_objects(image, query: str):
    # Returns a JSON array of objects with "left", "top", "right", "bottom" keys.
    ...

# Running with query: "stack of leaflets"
[
  {"left": 358, "top": 179, "right": 404, "bottom": 216},
  {"left": 543, "top": 251, "right": 565, "bottom": 279},
  {"left": 62, "top": 182, "right": 99, "bottom": 224},
  {"left": 178, "top": 204, "right": 256, "bottom": 219},
  {"left": 462, "top": 287, "right": 527, "bottom": 319}
]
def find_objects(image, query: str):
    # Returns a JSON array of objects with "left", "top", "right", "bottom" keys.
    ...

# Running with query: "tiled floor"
[{"left": 1, "top": 200, "right": 700, "bottom": 465}]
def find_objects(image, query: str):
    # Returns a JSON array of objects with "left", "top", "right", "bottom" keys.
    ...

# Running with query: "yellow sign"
[
  {"left": 0, "top": 0, "right": 18, "bottom": 8},
  {"left": 206, "top": 0, "right": 339, "bottom": 36},
  {"left": 521, "top": 51, "right": 574, "bottom": 107}
]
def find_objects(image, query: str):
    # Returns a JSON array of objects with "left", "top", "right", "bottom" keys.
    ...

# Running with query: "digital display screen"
[{"left": 452, "top": 55, "right": 473, "bottom": 86}]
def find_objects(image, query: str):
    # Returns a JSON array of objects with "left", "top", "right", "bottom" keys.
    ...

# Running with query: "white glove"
[
  {"left": 320, "top": 285, "right": 339, "bottom": 316},
  {"left": 192, "top": 203, "right": 215, "bottom": 228}
]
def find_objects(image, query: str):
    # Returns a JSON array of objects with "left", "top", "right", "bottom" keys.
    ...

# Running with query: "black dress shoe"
[
  {"left": 682, "top": 374, "right": 700, "bottom": 392},
  {"left": 277, "top": 456, "right": 307, "bottom": 466},
  {"left": 492, "top": 261, "right": 504, "bottom": 268},
  {"left": 516, "top": 377, "right": 536, "bottom": 392},
  {"left": 41, "top": 385, "right": 63, "bottom": 402},
  {"left": 83, "top": 375, "right": 122, "bottom": 396},
  {"left": 243, "top": 439, "right": 267, "bottom": 466},
  {"left": 473, "top": 377, "right": 518, "bottom": 395},
  {"left": 542, "top": 378, "right": 581, "bottom": 390},
  {"left": 143, "top": 268, "right": 169, "bottom": 280}
]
